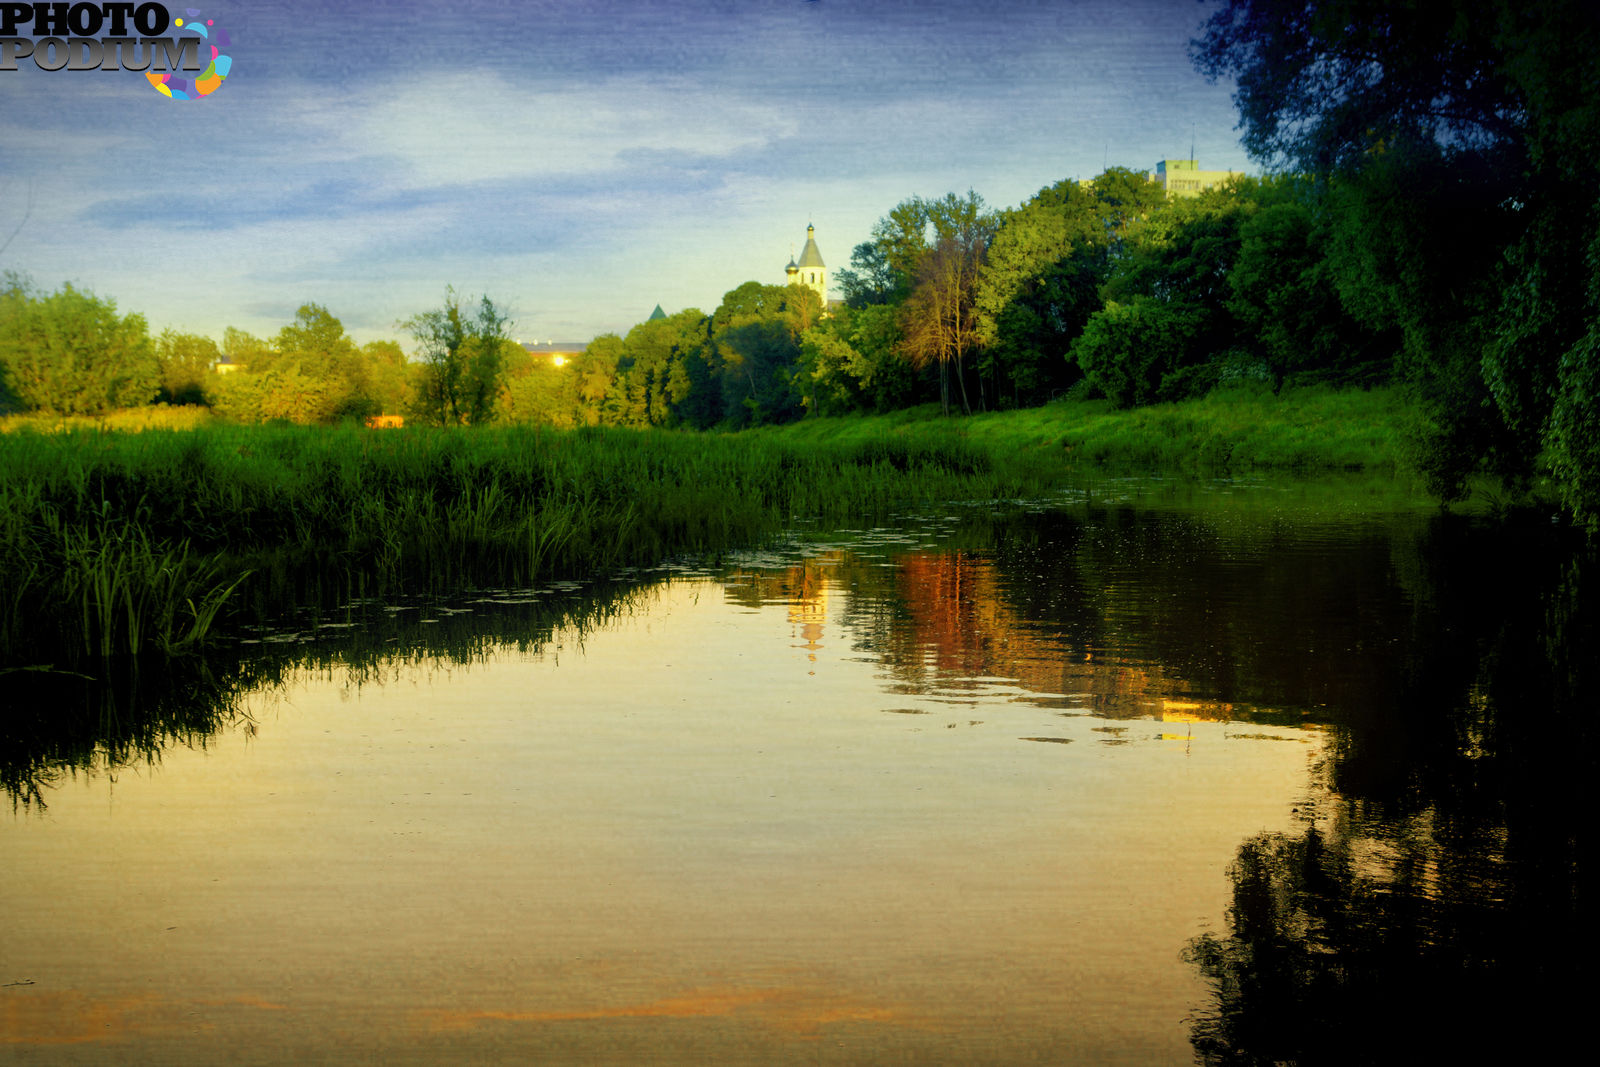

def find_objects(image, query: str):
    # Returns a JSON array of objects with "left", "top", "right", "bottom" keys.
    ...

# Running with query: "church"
[{"left": 784, "top": 224, "right": 827, "bottom": 307}]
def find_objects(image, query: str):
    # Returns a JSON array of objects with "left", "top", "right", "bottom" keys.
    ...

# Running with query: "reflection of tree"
[
  {"left": 1186, "top": 517, "right": 1595, "bottom": 1063},
  {"left": 1, "top": 579, "right": 657, "bottom": 810},
  {"left": 849, "top": 506, "right": 1424, "bottom": 725},
  {"left": 2, "top": 658, "right": 265, "bottom": 811}
]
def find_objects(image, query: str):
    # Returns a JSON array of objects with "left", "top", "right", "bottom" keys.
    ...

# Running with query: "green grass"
[
  {"left": 755, "top": 383, "right": 1430, "bottom": 518},
  {"left": 0, "top": 385, "right": 1433, "bottom": 666},
  {"left": 0, "top": 421, "right": 1045, "bottom": 665},
  {"left": 757, "top": 384, "right": 1416, "bottom": 477}
]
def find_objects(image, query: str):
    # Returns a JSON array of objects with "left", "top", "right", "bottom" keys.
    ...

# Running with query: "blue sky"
[{"left": 0, "top": 0, "right": 1253, "bottom": 346}]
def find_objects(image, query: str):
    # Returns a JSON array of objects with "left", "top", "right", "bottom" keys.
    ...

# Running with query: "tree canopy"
[{"left": 0, "top": 275, "right": 156, "bottom": 416}]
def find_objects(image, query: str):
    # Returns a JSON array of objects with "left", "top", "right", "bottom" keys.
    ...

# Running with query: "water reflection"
[
  {"left": 1, "top": 578, "right": 658, "bottom": 811},
  {"left": 720, "top": 503, "right": 1421, "bottom": 729},
  {"left": 2, "top": 489, "right": 1591, "bottom": 1062},
  {"left": 1184, "top": 516, "right": 1595, "bottom": 1064}
]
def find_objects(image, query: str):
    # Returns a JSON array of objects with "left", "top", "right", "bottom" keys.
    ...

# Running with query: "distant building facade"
[
  {"left": 1154, "top": 159, "right": 1243, "bottom": 198},
  {"left": 784, "top": 224, "right": 827, "bottom": 307}
]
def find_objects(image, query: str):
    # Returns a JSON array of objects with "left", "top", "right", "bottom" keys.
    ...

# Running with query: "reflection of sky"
[
  {"left": 2, "top": 577, "right": 1316, "bottom": 1062},
  {"left": 0, "top": 0, "right": 1250, "bottom": 344}
]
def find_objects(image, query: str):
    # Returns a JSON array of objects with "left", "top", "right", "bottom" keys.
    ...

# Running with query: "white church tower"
[{"left": 785, "top": 223, "right": 826, "bottom": 308}]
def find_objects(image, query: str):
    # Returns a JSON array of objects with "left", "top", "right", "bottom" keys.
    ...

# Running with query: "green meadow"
[{"left": 1, "top": 384, "right": 1431, "bottom": 667}]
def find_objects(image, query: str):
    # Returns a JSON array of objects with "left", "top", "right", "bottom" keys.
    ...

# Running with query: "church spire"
[{"left": 787, "top": 223, "right": 826, "bottom": 308}]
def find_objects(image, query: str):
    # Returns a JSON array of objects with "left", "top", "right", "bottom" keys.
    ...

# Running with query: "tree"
[
  {"left": 974, "top": 178, "right": 1115, "bottom": 405},
  {"left": 709, "top": 282, "right": 817, "bottom": 426},
  {"left": 405, "top": 288, "right": 511, "bottom": 427},
  {"left": 153, "top": 329, "right": 220, "bottom": 405},
  {"left": 888, "top": 191, "right": 996, "bottom": 415},
  {"left": 1228, "top": 195, "right": 1387, "bottom": 390},
  {"left": 358, "top": 340, "right": 414, "bottom": 416},
  {"left": 796, "top": 304, "right": 914, "bottom": 416},
  {"left": 571, "top": 334, "right": 623, "bottom": 426},
  {"left": 1071, "top": 298, "right": 1207, "bottom": 407},
  {"left": 834, "top": 241, "right": 904, "bottom": 308},
  {"left": 0, "top": 275, "right": 157, "bottom": 415},
  {"left": 1192, "top": 0, "right": 1600, "bottom": 519},
  {"left": 272, "top": 303, "right": 372, "bottom": 422},
  {"left": 221, "top": 326, "right": 273, "bottom": 370},
  {"left": 1086, "top": 165, "right": 1167, "bottom": 238}
]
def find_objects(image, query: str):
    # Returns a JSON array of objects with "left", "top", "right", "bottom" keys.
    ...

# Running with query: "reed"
[
  {"left": 0, "top": 387, "right": 1433, "bottom": 665},
  {"left": 0, "top": 421, "right": 1048, "bottom": 665}
]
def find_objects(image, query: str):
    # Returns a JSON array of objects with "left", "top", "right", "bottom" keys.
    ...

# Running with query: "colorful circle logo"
[{"left": 146, "top": 9, "right": 230, "bottom": 100}]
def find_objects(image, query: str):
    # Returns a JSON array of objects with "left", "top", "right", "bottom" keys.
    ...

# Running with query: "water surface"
[{"left": 3, "top": 484, "right": 1590, "bottom": 1063}]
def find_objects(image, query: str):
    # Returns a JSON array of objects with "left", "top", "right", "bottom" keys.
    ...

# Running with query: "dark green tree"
[
  {"left": 975, "top": 174, "right": 1158, "bottom": 405},
  {"left": 796, "top": 303, "right": 915, "bottom": 415},
  {"left": 834, "top": 241, "right": 904, "bottom": 308},
  {"left": 404, "top": 288, "right": 511, "bottom": 427},
  {"left": 709, "top": 282, "right": 817, "bottom": 427},
  {"left": 1071, "top": 298, "right": 1207, "bottom": 407},
  {"left": 1193, "top": 0, "right": 1600, "bottom": 519}
]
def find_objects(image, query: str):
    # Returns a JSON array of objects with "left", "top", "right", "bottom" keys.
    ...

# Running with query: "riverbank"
[
  {"left": 0, "top": 385, "right": 1430, "bottom": 666},
  {"left": 761, "top": 384, "right": 1418, "bottom": 478},
  {"left": 0, "top": 422, "right": 1036, "bottom": 665}
]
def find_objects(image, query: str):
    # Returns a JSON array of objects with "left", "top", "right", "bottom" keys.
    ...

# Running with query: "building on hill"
[
  {"left": 648, "top": 304, "right": 667, "bottom": 321},
  {"left": 784, "top": 223, "right": 827, "bottom": 308},
  {"left": 1154, "top": 159, "right": 1243, "bottom": 198}
]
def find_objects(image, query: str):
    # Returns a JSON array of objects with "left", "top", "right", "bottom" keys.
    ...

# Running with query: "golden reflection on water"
[
  {"left": 0, "top": 989, "right": 288, "bottom": 1046},
  {"left": 2, "top": 566, "right": 1321, "bottom": 1062},
  {"left": 415, "top": 982, "right": 906, "bottom": 1037}
]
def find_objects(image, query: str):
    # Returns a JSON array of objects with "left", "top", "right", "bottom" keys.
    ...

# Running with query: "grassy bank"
[
  {"left": 0, "top": 385, "right": 1427, "bottom": 666},
  {"left": 0, "top": 422, "right": 1036, "bottom": 665},
  {"left": 762, "top": 384, "right": 1417, "bottom": 477}
]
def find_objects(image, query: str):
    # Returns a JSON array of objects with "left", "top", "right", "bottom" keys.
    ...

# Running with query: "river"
[{"left": 2, "top": 479, "right": 1591, "bottom": 1064}]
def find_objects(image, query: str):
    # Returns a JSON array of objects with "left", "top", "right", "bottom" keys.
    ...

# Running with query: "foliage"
[
  {"left": 615, "top": 310, "right": 709, "bottom": 428},
  {"left": 405, "top": 288, "right": 511, "bottom": 426},
  {"left": 796, "top": 304, "right": 915, "bottom": 416},
  {"left": 887, "top": 191, "right": 996, "bottom": 415},
  {"left": 1226, "top": 194, "right": 1385, "bottom": 390},
  {"left": 1193, "top": 0, "right": 1600, "bottom": 520},
  {"left": 709, "top": 281, "right": 818, "bottom": 427},
  {"left": 203, "top": 306, "right": 380, "bottom": 425},
  {"left": 154, "top": 329, "right": 220, "bottom": 405},
  {"left": 1071, "top": 298, "right": 1208, "bottom": 407},
  {"left": 0, "top": 275, "right": 157, "bottom": 415},
  {"left": 834, "top": 241, "right": 903, "bottom": 307},
  {"left": 972, "top": 180, "right": 1107, "bottom": 405}
]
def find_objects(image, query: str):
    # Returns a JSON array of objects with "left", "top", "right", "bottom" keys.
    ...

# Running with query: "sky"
[{"left": 0, "top": 0, "right": 1254, "bottom": 347}]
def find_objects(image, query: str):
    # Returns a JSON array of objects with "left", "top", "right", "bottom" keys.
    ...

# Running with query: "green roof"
[{"left": 648, "top": 304, "right": 666, "bottom": 320}]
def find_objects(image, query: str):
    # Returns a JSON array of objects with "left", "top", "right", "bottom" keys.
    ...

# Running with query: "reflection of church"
[
  {"left": 787, "top": 575, "right": 828, "bottom": 660},
  {"left": 784, "top": 223, "right": 827, "bottom": 307}
]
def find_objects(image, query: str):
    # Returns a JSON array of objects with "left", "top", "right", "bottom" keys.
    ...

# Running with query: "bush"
[{"left": 1071, "top": 298, "right": 1207, "bottom": 407}]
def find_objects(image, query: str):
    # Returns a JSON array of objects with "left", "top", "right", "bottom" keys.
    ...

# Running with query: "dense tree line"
[{"left": 1192, "top": 0, "right": 1600, "bottom": 520}]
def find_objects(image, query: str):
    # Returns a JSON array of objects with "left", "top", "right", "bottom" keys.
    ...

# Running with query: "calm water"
[{"left": 2, "top": 482, "right": 1592, "bottom": 1064}]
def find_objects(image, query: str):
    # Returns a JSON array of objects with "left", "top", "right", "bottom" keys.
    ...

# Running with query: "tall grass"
[
  {"left": 0, "top": 386, "right": 1428, "bottom": 665},
  {"left": 0, "top": 422, "right": 1042, "bottom": 665}
]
